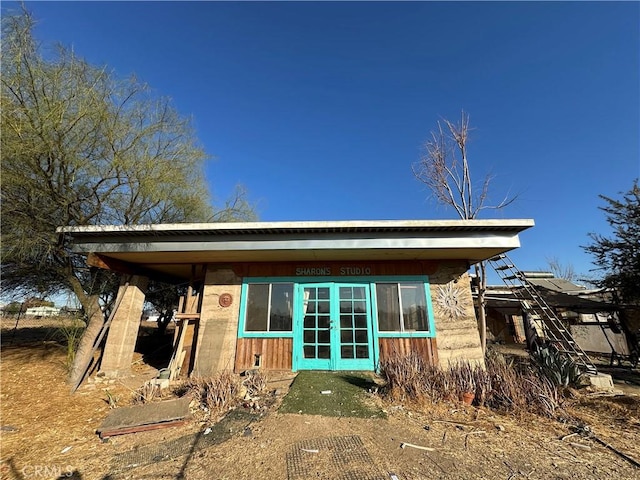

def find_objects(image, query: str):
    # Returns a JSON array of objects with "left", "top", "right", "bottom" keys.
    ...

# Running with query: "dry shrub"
[
  {"left": 187, "top": 371, "right": 241, "bottom": 416},
  {"left": 378, "top": 351, "right": 440, "bottom": 401},
  {"left": 379, "top": 351, "right": 560, "bottom": 417},
  {"left": 242, "top": 369, "right": 268, "bottom": 397},
  {"left": 481, "top": 353, "right": 559, "bottom": 417},
  {"left": 131, "top": 381, "right": 161, "bottom": 405}
]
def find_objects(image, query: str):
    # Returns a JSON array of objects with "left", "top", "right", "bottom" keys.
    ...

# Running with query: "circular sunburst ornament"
[{"left": 435, "top": 282, "right": 469, "bottom": 320}]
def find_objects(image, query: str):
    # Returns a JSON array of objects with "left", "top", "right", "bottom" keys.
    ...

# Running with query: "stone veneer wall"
[
  {"left": 429, "top": 261, "right": 485, "bottom": 368},
  {"left": 192, "top": 266, "right": 242, "bottom": 376}
]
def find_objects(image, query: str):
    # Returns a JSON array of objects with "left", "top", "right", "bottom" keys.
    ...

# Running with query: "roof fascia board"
[{"left": 71, "top": 234, "right": 521, "bottom": 254}]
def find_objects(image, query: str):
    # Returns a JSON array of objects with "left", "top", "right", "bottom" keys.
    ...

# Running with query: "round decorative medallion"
[
  {"left": 219, "top": 293, "right": 233, "bottom": 308},
  {"left": 435, "top": 282, "right": 469, "bottom": 320}
]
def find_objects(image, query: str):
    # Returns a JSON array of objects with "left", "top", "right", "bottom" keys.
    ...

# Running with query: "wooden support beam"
[{"left": 86, "top": 252, "right": 182, "bottom": 284}]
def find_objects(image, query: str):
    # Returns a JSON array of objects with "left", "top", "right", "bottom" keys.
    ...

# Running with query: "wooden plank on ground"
[{"left": 97, "top": 397, "right": 191, "bottom": 439}]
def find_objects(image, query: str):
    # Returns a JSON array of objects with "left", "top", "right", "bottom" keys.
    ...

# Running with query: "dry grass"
[{"left": 379, "top": 350, "right": 561, "bottom": 417}]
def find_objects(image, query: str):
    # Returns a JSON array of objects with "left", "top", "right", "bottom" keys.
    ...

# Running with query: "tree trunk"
[
  {"left": 67, "top": 275, "right": 105, "bottom": 389},
  {"left": 475, "top": 262, "right": 487, "bottom": 355},
  {"left": 156, "top": 310, "right": 172, "bottom": 337}
]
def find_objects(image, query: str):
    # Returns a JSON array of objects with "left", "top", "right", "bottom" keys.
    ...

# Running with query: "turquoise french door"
[{"left": 294, "top": 283, "right": 375, "bottom": 371}]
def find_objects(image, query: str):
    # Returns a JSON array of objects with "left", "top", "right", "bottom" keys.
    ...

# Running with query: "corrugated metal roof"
[{"left": 527, "top": 277, "right": 588, "bottom": 293}]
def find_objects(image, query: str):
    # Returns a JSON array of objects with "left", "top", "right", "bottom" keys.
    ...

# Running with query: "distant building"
[
  {"left": 483, "top": 272, "right": 632, "bottom": 361},
  {"left": 25, "top": 306, "right": 61, "bottom": 317}
]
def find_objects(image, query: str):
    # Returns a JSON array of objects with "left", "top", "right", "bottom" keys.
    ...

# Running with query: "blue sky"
[{"left": 7, "top": 1, "right": 640, "bottom": 286}]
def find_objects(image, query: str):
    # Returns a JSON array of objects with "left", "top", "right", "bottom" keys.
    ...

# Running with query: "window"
[
  {"left": 245, "top": 283, "right": 293, "bottom": 332},
  {"left": 375, "top": 282, "right": 428, "bottom": 332}
]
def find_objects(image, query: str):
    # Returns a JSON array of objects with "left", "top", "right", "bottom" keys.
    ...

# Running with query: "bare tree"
[
  {"left": 413, "top": 111, "right": 516, "bottom": 353},
  {"left": 546, "top": 256, "right": 577, "bottom": 282}
]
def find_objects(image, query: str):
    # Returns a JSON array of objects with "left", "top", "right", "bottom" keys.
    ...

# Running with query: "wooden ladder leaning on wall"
[{"left": 167, "top": 283, "right": 202, "bottom": 380}]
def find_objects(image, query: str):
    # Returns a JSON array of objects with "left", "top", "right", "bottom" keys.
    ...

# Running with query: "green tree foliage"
[
  {"left": 1, "top": 10, "right": 254, "bottom": 298},
  {"left": 1, "top": 9, "right": 255, "bottom": 387},
  {"left": 2, "top": 302, "right": 25, "bottom": 316},
  {"left": 2, "top": 10, "right": 209, "bottom": 296},
  {"left": 584, "top": 180, "right": 640, "bottom": 304},
  {"left": 144, "top": 281, "right": 187, "bottom": 336}
]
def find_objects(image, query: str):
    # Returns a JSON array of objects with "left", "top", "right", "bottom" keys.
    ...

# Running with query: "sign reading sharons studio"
[{"left": 294, "top": 266, "right": 373, "bottom": 276}]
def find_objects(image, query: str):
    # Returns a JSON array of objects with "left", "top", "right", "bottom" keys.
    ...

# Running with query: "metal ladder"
[{"left": 488, "top": 254, "right": 598, "bottom": 375}]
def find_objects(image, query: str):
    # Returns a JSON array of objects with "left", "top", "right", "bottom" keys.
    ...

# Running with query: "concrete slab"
[{"left": 587, "top": 373, "right": 615, "bottom": 390}]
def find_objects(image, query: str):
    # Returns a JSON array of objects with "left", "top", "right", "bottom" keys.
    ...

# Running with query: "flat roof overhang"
[{"left": 57, "top": 219, "right": 534, "bottom": 281}]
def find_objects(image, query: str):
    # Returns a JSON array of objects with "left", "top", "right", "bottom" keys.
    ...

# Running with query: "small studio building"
[{"left": 59, "top": 219, "right": 533, "bottom": 378}]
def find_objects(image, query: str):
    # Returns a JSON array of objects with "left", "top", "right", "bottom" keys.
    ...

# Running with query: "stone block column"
[
  {"left": 100, "top": 275, "right": 148, "bottom": 378},
  {"left": 429, "top": 264, "right": 485, "bottom": 369},
  {"left": 192, "top": 267, "right": 241, "bottom": 376}
]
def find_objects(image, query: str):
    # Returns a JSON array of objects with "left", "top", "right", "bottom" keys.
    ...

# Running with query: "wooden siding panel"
[
  {"left": 235, "top": 338, "right": 293, "bottom": 372},
  {"left": 378, "top": 337, "right": 438, "bottom": 366}
]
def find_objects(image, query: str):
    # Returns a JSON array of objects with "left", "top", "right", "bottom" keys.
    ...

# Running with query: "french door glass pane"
[
  {"left": 341, "top": 330, "right": 353, "bottom": 343},
  {"left": 304, "top": 316, "right": 315, "bottom": 328},
  {"left": 318, "top": 329, "right": 330, "bottom": 343},
  {"left": 341, "top": 345, "right": 354, "bottom": 359},
  {"left": 318, "top": 346, "right": 330, "bottom": 359},
  {"left": 354, "top": 315, "right": 367, "bottom": 328},
  {"left": 356, "top": 345, "right": 369, "bottom": 358},
  {"left": 355, "top": 329, "right": 368, "bottom": 343},
  {"left": 318, "top": 315, "right": 330, "bottom": 329}
]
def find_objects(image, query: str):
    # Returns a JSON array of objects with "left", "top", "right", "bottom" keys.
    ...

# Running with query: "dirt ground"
[{"left": 1, "top": 331, "right": 640, "bottom": 480}]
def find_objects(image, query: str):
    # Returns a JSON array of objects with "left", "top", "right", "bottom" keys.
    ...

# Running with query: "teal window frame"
[
  {"left": 371, "top": 278, "right": 436, "bottom": 338},
  {"left": 238, "top": 281, "right": 295, "bottom": 338},
  {"left": 237, "top": 276, "right": 436, "bottom": 341}
]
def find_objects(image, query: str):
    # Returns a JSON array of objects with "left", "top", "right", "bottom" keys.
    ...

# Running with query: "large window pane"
[
  {"left": 245, "top": 283, "right": 293, "bottom": 332},
  {"left": 270, "top": 284, "right": 293, "bottom": 331},
  {"left": 401, "top": 283, "right": 428, "bottom": 331},
  {"left": 376, "top": 282, "right": 429, "bottom": 332},
  {"left": 245, "top": 284, "right": 269, "bottom": 331},
  {"left": 376, "top": 283, "right": 401, "bottom": 331}
]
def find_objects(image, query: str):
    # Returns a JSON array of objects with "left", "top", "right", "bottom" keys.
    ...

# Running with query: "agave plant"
[{"left": 531, "top": 342, "right": 581, "bottom": 387}]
